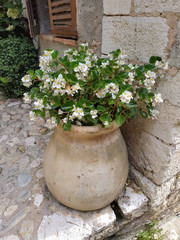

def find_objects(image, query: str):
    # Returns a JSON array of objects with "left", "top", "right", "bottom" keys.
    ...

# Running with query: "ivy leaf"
[
  {"left": 115, "top": 114, "right": 125, "bottom": 126},
  {"left": 63, "top": 120, "right": 72, "bottom": 131}
]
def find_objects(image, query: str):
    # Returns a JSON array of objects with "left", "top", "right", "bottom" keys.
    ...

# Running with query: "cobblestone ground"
[{"left": 0, "top": 97, "right": 117, "bottom": 240}]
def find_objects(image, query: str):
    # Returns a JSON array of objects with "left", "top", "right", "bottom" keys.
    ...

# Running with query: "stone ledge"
[{"left": 117, "top": 180, "right": 149, "bottom": 219}]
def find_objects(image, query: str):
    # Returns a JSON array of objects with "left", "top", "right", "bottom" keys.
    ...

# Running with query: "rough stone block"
[
  {"left": 103, "top": 0, "right": 131, "bottom": 15},
  {"left": 102, "top": 16, "right": 169, "bottom": 62},
  {"left": 122, "top": 123, "right": 180, "bottom": 185},
  {"left": 134, "top": 0, "right": 180, "bottom": 13},
  {"left": 37, "top": 205, "right": 116, "bottom": 240},
  {"left": 130, "top": 165, "right": 176, "bottom": 209},
  {"left": 117, "top": 180, "right": 149, "bottom": 219},
  {"left": 170, "top": 20, "right": 180, "bottom": 69}
]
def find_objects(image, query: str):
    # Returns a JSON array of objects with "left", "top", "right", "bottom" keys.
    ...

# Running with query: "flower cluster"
[{"left": 21, "top": 43, "right": 168, "bottom": 131}]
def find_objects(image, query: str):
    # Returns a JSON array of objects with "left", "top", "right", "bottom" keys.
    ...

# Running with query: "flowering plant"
[{"left": 22, "top": 43, "right": 168, "bottom": 131}]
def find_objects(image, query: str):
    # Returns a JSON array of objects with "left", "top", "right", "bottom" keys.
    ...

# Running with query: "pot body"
[{"left": 43, "top": 122, "right": 128, "bottom": 211}]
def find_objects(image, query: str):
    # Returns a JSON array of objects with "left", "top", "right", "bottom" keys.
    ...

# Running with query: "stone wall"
[{"left": 102, "top": 0, "right": 180, "bottom": 214}]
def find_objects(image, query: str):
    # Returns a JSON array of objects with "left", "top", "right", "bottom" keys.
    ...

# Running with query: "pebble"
[
  {"left": 0, "top": 198, "right": 10, "bottom": 215},
  {"left": 36, "top": 169, "right": 44, "bottom": 179},
  {"left": 18, "top": 145, "right": 26, "bottom": 153},
  {"left": 34, "top": 194, "right": 44, "bottom": 207},
  {"left": 2, "top": 113, "right": 10, "bottom": 122},
  {"left": 7, "top": 101, "right": 21, "bottom": 107},
  {"left": 30, "top": 158, "right": 41, "bottom": 168},
  {"left": 6, "top": 137, "right": 20, "bottom": 147},
  {"left": 17, "top": 190, "right": 31, "bottom": 202},
  {"left": 0, "top": 207, "right": 30, "bottom": 235},
  {"left": 0, "top": 235, "right": 20, "bottom": 240},
  {"left": 4, "top": 205, "right": 18, "bottom": 217},
  {"left": 0, "top": 135, "right": 8, "bottom": 143},
  {"left": 40, "top": 128, "right": 48, "bottom": 134},
  {"left": 25, "top": 137, "right": 36, "bottom": 146},
  {"left": 18, "top": 172, "right": 32, "bottom": 187},
  {"left": 19, "top": 220, "right": 34, "bottom": 240},
  {"left": 21, "top": 104, "right": 31, "bottom": 109}
]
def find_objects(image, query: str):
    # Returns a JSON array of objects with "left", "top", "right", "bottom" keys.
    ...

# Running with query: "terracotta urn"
[{"left": 43, "top": 121, "right": 129, "bottom": 211}]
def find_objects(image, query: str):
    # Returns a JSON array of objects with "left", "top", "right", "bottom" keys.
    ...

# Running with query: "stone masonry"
[{"left": 101, "top": 0, "right": 180, "bottom": 226}]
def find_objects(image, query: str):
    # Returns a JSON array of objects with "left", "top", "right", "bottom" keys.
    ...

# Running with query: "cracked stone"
[
  {"left": 117, "top": 181, "right": 149, "bottom": 219},
  {"left": 4, "top": 205, "right": 18, "bottom": 217},
  {"left": 19, "top": 220, "right": 34, "bottom": 240},
  {"left": 18, "top": 172, "right": 32, "bottom": 187},
  {"left": 37, "top": 205, "right": 116, "bottom": 240},
  {"left": 17, "top": 190, "right": 31, "bottom": 202},
  {"left": 0, "top": 207, "right": 30, "bottom": 235}
]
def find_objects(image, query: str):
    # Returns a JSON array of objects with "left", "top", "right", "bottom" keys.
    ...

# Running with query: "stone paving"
[{"left": 0, "top": 96, "right": 179, "bottom": 240}]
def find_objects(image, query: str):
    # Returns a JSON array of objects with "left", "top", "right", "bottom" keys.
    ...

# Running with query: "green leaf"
[
  {"left": 40, "top": 110, "right": 45, "bottom": 117},
  {"left": 125, "top": 101, "right": 138, "bottom": 108},
  {"left": 78, "top": 99, "right": 94, "bottom": 108},
  {"left": 61, "top": 100, "right": 75, "bottom": 110},
  {"left": 97, "top": 105, "right": 106, "bottom": 112},
  {"left": 35, "top": 69, "right": 43, "bottom": 78},
  {"left": 138, "top": 88, "right": 148, "bottom": 100},
  {"left": 65, "top": 73, "right": 78, "bottom": 83},
  {"left": 86, "top": 115, "right": 98, "bottom": 125},
  {"left": 30, "top": 87, "right": 39, "bottom": 94},
  {"left": 99, "top": 113, "right": 111, "bottom": 125},
  {"left": 115, "top": 114, "right": 125, "bottom": 126},
  {"left": 144, "top": 63, "right": 156, "bottom": 71},
  {"left": 149, "top": 56, "right": 162, "bottom": 64},
  {"left": 51, "top": 50, "right": 59, "bottom": 60},
  {"left": 63, "top": 120, "right": 72, "bottom": 131},
  {"left": 27, "top": 70, "right": 34, "bottom": 77},
  {"left": 91, "top": 79, "right": 101, "bottom": 91},
  {"left": 51, "top": 61, "right": 59, "bottom": 68},
  {"left": 140, "top": 108, "right": 148, "bottom": 119},
  {"left": 116, "top": 106, "right": 122, "bottom": 113},
  {"left": 108, "top": 98, "right": 116, "bottom": 105}
]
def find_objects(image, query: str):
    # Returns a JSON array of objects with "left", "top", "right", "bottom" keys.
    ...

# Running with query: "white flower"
[
  {"left": 128, "top": 63, "right": 134, "bottom": 69},
  {"left": 23, "top": 93, "right": 31, "bottom": 103},
  {"left": 96, "top": 89, "right": 107, "bottom": 98},
  {"left": 71, "top": 83, "right": 82, "bottom": 93},
  {"left": 101, "top": 61, "right": 109, "bottom": 68},
  {"left": 45, "top": 104, "right": 52, "bottom": 110},
  {"left": 154, "top": 93, "right": 163, "bottom": 103},
  {"left": 72, "top": 106, "right": 84, "bottom": 119},
  {"left": 58, "top": 109, "right": 63, "bottom": 115},
  {"left": 145, "top": 70, "right": 156, "bottom": 79},
  {"left": 69, "top": 115, "right": 74, "bottom": 121},
  {"left": 39, "top": 50, "right": 53, "bottom": 71},
  {"left": 63, "top": 117, "right": 68, "bottom": 123},
  {"left": 34, "top": 99, "right": 44, "bottom": 110},
  {"left": 150, "top": 109, "right": 159, "bottom": 119},
  {"left": 120, "top": 91, "right": 133, "bottom": 104},
  {"left": 29, "top": 111, "right": 37, "bottom": 121},
  {"left": 21, "top": 74, "right": 32, "bottom": 87},
  {"left": 46, "top": 117, "right": 57, "bottom": 129},
  {"left": 90, "top": 110, "right": 98, "bottom": 119},
  {"left": 104, "top": 121, "right": 109, "bottom": 126},
  {"left": 162, "top": 60, "right": 168, "bottom": 70},
  {"left": 105, "top": 83, "right": 119, "bottom": 97}
]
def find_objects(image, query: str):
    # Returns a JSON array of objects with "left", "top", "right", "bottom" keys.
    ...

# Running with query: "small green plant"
[
  {"left": 136, "top": 220, "right": 166, "bottom": 240},
  {"left": 0, "top": 0, "right": 28, "bottom": 37},
  {"left": 0, "top": 36, "right": 38, "bottom": 98}
]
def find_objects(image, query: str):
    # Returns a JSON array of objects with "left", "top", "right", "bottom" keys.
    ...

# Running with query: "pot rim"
[{"left": 57, "top": 120, "right": 120, "bottom": 135}]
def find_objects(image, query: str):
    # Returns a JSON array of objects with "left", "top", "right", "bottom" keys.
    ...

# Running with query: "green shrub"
[{"left": 0, "top": 36, "right": 38, "bottom": 98}]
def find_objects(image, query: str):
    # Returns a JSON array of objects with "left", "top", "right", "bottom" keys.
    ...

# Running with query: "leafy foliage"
[
  {"left": 0, "top": 36, "right": 38, "bottom": 98},
  {"left": 136, "top": 220, "right": 167, "bottom": 240},
  {"left": 22, "top": 44, "right": 168, "bottom": 131},
  {"left": 0, "top": 0, "right": 29, "bottom": 37}
]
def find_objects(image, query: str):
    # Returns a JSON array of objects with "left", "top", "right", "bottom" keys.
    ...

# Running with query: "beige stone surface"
[
  {"left": 102, "top": 16, "right": 169, "bottom": 62},
  {"left": 130, "top": 165, "right": 177, "bottom": 208},
  {"left": 103, "top": 0, "right": 132, "bottom": 15},
  {"left": 122, "top": 123, "right": 180, "bottom": 185},
  {"left": 134, "top": 0, "right": 180, "bottom": 13}
]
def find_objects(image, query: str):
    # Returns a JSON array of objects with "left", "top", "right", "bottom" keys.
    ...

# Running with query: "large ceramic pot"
[{"left": 43, "top": 121, "right": 128, "bottom": 211}]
